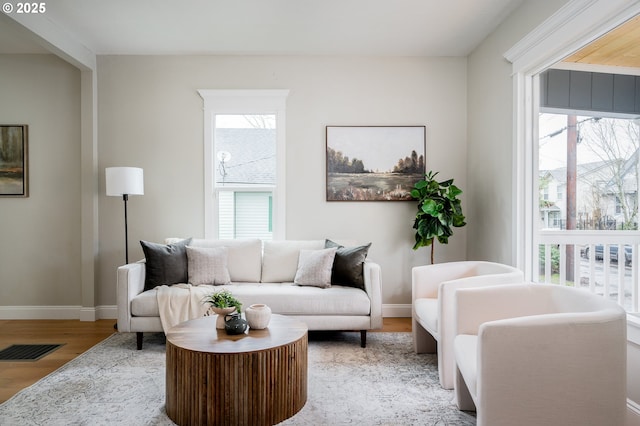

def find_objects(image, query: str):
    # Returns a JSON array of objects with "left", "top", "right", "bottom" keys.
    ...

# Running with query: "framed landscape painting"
[
  {"left": 0, "top": 125, "right": 28, "bottom": 197},
  {"left": 326, "top": 125, "right": 425, "bottom": 201}
]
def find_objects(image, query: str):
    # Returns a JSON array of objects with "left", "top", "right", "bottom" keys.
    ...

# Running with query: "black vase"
[{"left": 224, "top": 313, "right": 248, "bottom": 335}]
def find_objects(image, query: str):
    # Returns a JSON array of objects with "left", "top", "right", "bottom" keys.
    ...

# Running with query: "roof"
[{"left": 215, "top": 128, "right": 276, "bottom": 186}]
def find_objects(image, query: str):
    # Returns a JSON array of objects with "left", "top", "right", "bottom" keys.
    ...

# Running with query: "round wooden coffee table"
[{"left": 165, "top": 314, "right": 308, "bottom": 426}]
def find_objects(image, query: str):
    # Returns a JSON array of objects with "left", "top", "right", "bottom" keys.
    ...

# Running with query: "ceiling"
[
  {"left": 2, "top": 1, "right": 638, "bottom": 70},
  {"left": 0, "top": 0, "right": 525, "bottom": 56},
  {"left": 562, "top": 14, "right": 640, "bottom": 69}
]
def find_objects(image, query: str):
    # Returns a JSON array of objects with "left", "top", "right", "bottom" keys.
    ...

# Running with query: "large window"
[
  {"left": 199, "top": 90, "right": 289, "bottom": 240},
  {"left": 506, "top": 2, "right": 640, "bottom": 313},
  {"left": 534, "top": 66, "right": 640, "bottom": 312}
]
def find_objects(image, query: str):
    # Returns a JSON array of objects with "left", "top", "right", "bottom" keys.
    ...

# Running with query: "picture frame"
[
  {"left": 0, "top": 125, "right": 29, "bottom": 197},
  {"left": 326, "top": 125, "right": 425, "bottom": 201}
]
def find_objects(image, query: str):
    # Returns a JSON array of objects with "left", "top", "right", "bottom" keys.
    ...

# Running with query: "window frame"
[
  {"left": 198, "top": 89, "right": 289, "bottom": 240},
  {"left": 504, "top": 0, "right": 640, "bottom": 279}
]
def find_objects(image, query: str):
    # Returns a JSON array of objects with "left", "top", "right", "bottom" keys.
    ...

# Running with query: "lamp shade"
[{"left": 106, "top": 167, "right": 144, "bottom": 196}]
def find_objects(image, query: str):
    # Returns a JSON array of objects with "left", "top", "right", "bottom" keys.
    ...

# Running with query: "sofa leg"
[
  {"left": 136, "top": 332, "right": 143, "bottom": 350},
  {"left": 360, "top": 330, "right": 367, "bottom": 348}
]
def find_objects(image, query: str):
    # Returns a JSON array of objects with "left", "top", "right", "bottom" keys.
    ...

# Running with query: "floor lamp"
[{"left": 106, "top": 167, "right": 144, "bottom": 264}]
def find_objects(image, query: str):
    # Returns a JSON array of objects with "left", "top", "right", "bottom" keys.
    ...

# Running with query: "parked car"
[{"left": 583, "top": 244, "right": 632, "bottom": 266}]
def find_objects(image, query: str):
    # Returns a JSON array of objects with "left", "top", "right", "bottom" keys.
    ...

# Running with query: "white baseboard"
[
  {"left": 0, "top": 305, "right": 118, "bottom": 321},
  {"left": 382, "top": 304, "right": 411, "bottom": 318},
  {"left": 95, "top": 305, "right": 117, "bottom": 320},
  {"left": 0, "top": 305, "right": 81, "bottom": 319},
  {"left": 79, "top": 307, "right": 96, "bottom": 321}
]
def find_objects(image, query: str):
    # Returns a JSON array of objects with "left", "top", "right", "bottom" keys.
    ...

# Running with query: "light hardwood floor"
[{"left": 0, "top": 317, "right": 411, "bottom": 403}]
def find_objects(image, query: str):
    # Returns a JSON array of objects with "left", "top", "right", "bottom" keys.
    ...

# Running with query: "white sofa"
[
  {"left": 412, "top": 261, "right": 524, "bottom": 389},
  {"left": 454, "top": 283, "right": 627, "bottom": 426},
  {"left": 117, "top": 238, "right": 383, "bottom": 349}
]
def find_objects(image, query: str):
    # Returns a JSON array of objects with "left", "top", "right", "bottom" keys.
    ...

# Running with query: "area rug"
[{"left": 0, "top": 331, "right": 476, "bottom": 426}]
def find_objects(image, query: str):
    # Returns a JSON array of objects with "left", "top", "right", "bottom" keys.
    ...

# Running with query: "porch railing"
[{"left": 538, "top": 230, "right": 640, "bottom": 312}]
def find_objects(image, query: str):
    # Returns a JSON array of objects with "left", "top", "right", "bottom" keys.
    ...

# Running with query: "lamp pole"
[
  {"left": 106, "top": 166, "right": 144, "bottom": 265},
  {"left": 123, "top": 193, "right": 130, "bottom": 264}
]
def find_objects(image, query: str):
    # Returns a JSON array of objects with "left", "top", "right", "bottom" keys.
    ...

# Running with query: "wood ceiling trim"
[{"left": 563, "top": 15, "right": 640, "bottom": 68}]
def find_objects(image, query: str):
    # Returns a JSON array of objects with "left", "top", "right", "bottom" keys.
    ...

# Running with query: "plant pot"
[
  {"left": 210, "top": 306, "right": 236, "bottom": 329},
  {"left": 245, "top": 304, "right": 271, "bottom": 330}
]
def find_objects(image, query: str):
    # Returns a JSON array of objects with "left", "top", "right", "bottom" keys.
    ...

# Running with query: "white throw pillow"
[
  {"left": 261, "top": 240, "right": 325, "bottom": 282},
  {"left": 293, "top": 247, "right": 338, "bottom": 288},
  {"left": 186, "top": 246, "right": 231, "bottom": 285},
  {"left": 190, "top": 238, "right": 263, "bottom": 282}
]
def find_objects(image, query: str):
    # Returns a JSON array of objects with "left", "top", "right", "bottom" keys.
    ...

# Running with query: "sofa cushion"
[
  {"left": 130, "top": 283, "right": 372, "bottom": 317},
  {"left": 261, "top": 240, "right": 325, "bottom": 283},
  {"left": 140, "top": 238, "right": 192, "bottom": 291},
  {"left": 186, "top": 246, "right": 231, "bottom": 285},
  {"left": 294, "top": 247, "right": 337, "bottom": 288},
  {"left": 190, "top": 238, "right": 262, "bottom": 282},
  {"left": 325, "top": 239, "right": 371, "bottom": 290},
  {"left": 131, "top": 282, "right": 371, "bottom": 317},
  {"left": 231, "top": 283, "right": 371, "bottom": 315},
  {"left": 131, "top": 289, "right": 160, "bottom": 317}
]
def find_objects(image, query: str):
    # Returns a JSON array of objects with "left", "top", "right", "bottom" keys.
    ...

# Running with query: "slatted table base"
[{"left": 166, "top": 334, "right": 307, "bottom": 426}]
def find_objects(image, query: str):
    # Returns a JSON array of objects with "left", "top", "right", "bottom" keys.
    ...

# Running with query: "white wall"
[
  {"left": 0, "top": 54, "right": 81, "bottom": 308},
  {"left": 97, "top": 55, "right": 468, "bottom": 308},
  {"left": 466, "top": 0, "right": 570, "bottom": 263}
]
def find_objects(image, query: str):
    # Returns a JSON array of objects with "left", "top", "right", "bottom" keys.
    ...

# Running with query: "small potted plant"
[{"left": 202, "top": 289, "right": 243, "bottom": 329}]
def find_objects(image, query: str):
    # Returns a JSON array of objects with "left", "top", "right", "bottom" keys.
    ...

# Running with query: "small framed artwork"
[
  {"left": 0, "top": 125, "right": 29, "bottom": 197},
  {"left": 326, "top": 125, "right": 425, "bottom": 201}
]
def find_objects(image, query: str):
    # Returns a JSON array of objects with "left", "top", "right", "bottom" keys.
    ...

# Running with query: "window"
[
  {"left": 198, "top": 90, "right": 289, "bottom": 240},
  {"left": 538, "top": 112, "right": 639, "bottom": 232},
  {"left": 506, "top": 2, "right": 640, "bottom": 312},
  {"left": 535, "top": 110, "right": 640, "bottom": 311}
]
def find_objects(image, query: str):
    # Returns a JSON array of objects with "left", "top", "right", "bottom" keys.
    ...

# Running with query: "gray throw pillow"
[
  {"left": 325, "top": 239, "right": 371, "bottom": 290},
  {"left": 186, "top": 246, "right": 231, "bottom": 285},
  {"left": 140, "top": 238, "right": 192, "bottom": 291},
  {"left": 294, "top": 247, "right": 338, "bottom": 288}
]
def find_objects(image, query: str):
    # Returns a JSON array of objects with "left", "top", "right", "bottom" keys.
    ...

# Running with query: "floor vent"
[{"left": 0, "top": 344, "right": 64, "bottom": 361}]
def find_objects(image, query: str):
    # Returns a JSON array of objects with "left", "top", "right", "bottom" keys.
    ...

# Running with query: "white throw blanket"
[{"left": 156, "top": 284, "right": 216, "bottom": 332}]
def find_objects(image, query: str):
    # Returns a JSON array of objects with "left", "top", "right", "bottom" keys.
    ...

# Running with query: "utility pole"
[{"left": 566, "top": 115, "right": 577, "bottom": 281}]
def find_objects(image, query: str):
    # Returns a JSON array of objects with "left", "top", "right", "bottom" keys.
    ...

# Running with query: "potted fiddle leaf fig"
[{"left": 411, "top": 170, "right": 466, "bottom": 264}]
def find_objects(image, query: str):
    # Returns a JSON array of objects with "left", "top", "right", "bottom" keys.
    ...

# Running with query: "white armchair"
[
  {"left": 412, "top": 261, "right": 523, "bottom": 389},
  {"left": 453, "top": 283, "right": 627, "bottom": 426}
]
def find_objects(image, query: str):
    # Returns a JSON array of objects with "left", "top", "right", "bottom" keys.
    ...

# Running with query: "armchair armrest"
[
  {"left": 116, "top": 261, "right": 146, "bottom": 332},
  {"left": 411, "top": 265, "right": 440, "bottom": 301},
  {"left": 413, "top": 263, "right": 474, "bottom": 322},
  {"left": 363, "top": 260, "right": 383, "bottom": 329}
]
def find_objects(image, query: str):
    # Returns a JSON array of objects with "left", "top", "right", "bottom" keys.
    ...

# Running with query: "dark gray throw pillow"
[
  {"left": 140, "top": 238, "right": 192, "bottom": 291},
  {"left": 325, "top": 239, "right": 371, "bottom": 290}
]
